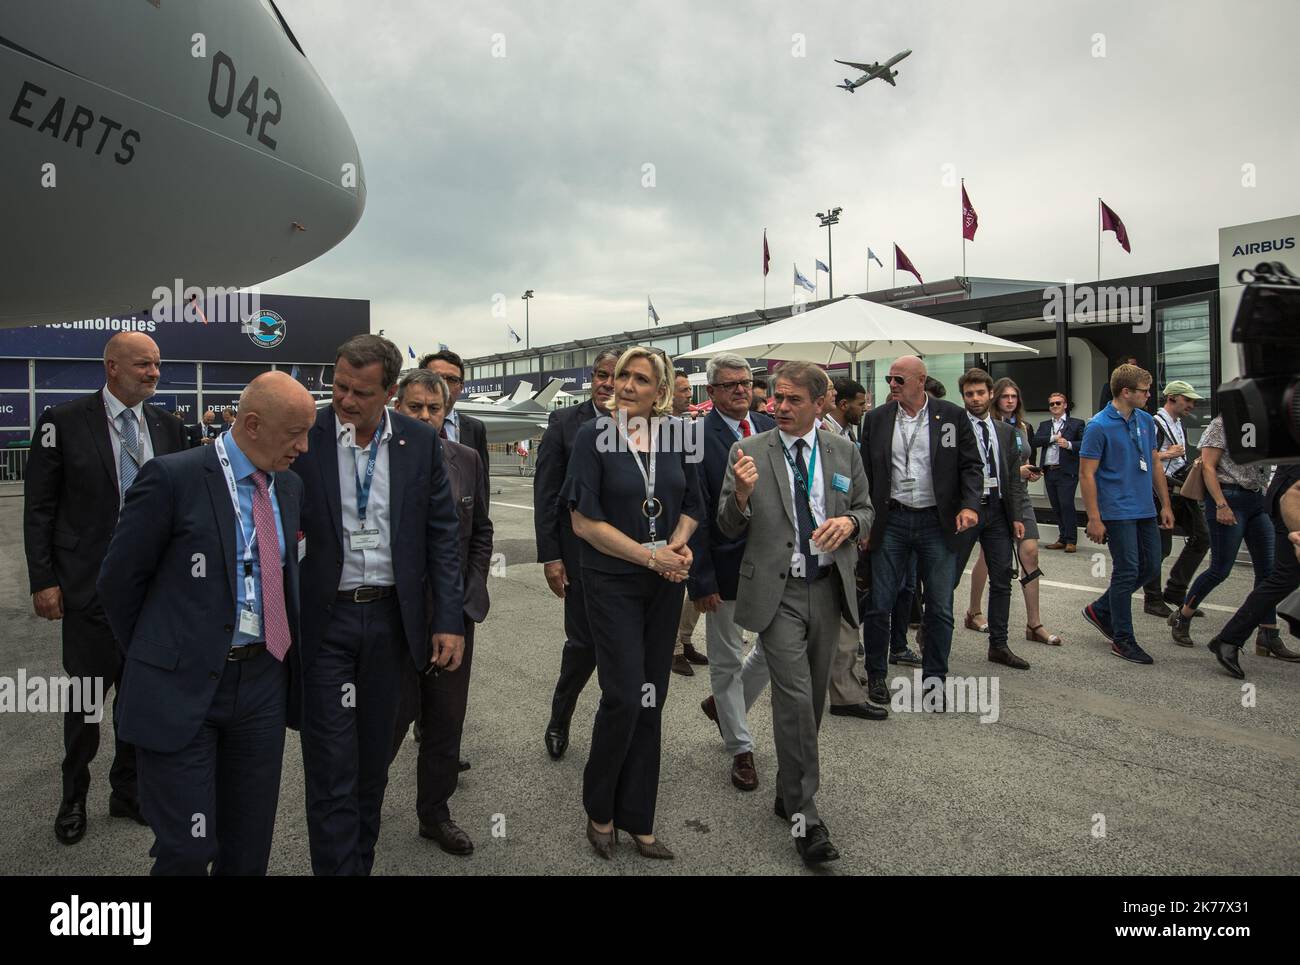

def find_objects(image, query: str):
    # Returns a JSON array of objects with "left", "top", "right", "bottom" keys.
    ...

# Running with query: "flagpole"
[
  {"left": 961, "top": 178, "right": 966, "bottom": 279},
  {"left": 892, "top": 245, "right": 896, "bottom": 289},
  {"left": 1097, "top": 197, "right": 1102, "bottom": 282},
  {"left": 866, "top": 254, "right": 870, "bottom": 293},
  {"left": 763, "top": 227, "right": 767, "bottom": 312}
]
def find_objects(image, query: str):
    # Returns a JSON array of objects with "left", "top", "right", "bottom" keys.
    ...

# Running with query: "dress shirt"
[
  {"left": 444, "top": 407, "right": 461, "bottom": 444},
  {"left": 719, "top": 411, "right": 755, "bottom": 441},
  {"left": 777, "top": 426, "right": 830, "bottom": 566},
  {"left": 102, "top": 386, "right": 155, "bottom": 500},
  {"left": 889, "top": 401, "right": 936, "bottom": 508},
  {"left": 967, "top": 411, "right": 1002, "bottom": 492},
  {"left": 222, "top": 430, "right": 286, "bottom": 646},
  {"left": 1044, "top": 416, "right": 1066, "bottom": 465},
  {"left": 336, "top": 412, "right": 395, "bottom": 589}
]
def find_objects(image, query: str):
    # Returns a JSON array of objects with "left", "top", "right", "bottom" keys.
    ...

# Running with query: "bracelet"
[{"left": 647, "top": 547, "right": 657, "bottom": 569}]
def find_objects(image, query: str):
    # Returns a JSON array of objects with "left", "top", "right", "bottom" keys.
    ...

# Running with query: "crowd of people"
[{"left": 20, "top": 330, "right": 1300, "bottom": 873}]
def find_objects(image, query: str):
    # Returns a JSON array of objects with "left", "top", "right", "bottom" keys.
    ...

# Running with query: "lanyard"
[
  {"left": 780, "top": 435, "right": 820, "bottom": 524},
  {"left": 972, "top": 417, "right": 995, "bottom": 468},
  {"left": 1124, "top": 411, "right": 1146, "bottom": 461},
  {"left": 350, "top": 411, "right": 386, "bottom": 526},
  {"left": 899, "top": 405, "right": 928, "bottom": 475},
  {"left": 617, "top": 409, "right": 661, "bottom": 542},
  {"left": 214, "top": 433, "right": 260, "bottom": 611}
]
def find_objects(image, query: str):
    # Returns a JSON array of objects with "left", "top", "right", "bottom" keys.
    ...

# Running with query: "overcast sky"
[{"left": 266, "top": 0, "right": 1300, "bottom": 361}]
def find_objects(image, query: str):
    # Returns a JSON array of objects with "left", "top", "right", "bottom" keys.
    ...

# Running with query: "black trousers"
[
  {"left": 391, "top": 620, "right": 475, "bottom": 826},
  {"left": 952, "top": 497, "right": 1015, "bottom": 649},
  {"left": 549, "top": 561, "right": 596, "bottom": 727},
  {"left": 1220, "top": 521, "right": 1300, "bottom": 647},
  {"left": 62, "top": 601, "right": 135, "bottom": 806},
  {"left": 1043, "top": 467, "right": 1078, "bottom": 545},
  {"left": 302, "top": 596, "right": 407, "bottom": 876},
  {"left": 136, "top": 648, "right": 287, "bottom": 875},
  {"left": 1143, "top": 491, "right": 1210, "bottom": 602},
  {"left": 581, "top": 567, "right": 681, "bottom": 835}
]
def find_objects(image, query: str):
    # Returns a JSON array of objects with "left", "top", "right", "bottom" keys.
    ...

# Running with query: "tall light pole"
[
  {"left": 521, "top": 289, "right": 534, "bottom": 350},
  {"left": 815, "top": 206, "right": 842, "bottom": 299}
]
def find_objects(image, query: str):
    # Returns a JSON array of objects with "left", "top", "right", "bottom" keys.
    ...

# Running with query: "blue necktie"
[
  {"left": 794, "top": 440, "right": 817, "bottom": 584},
  {"left": 118, "top": 410, "right": 141, "bottom": 499}
]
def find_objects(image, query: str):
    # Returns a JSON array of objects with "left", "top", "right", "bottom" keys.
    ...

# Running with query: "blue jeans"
[
  {"left": 861, "top": 557, "right": 916, "bottom": 655},
  {"left": 1089, "top": 517, "right": 1160, "bottom": 646},
  {"left": 866, "top": 506, "right": 957, "bottom": 682},
  {"left": 1184, "top": 488, "right": 1275, "bottom": 618}
]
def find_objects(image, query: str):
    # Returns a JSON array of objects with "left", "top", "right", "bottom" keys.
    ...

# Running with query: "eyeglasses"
[
  {"left": 1048, "top": 400, "right": 1065, "bottom": 407},
  {"left": 712, "top": 379, "right": 753, "bottom": 391},
  {"left": 884, "top": 374, "right": 907, "bottom": 385},
  {"left": 443, "top": 375, "right": 464, "bottom": 386}
]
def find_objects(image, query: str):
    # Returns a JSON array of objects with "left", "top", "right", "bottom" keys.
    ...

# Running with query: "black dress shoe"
[
  {"left": 419, "top": 818, "right": 474, "bottom": 855},
  {"left": 988, "top": 645, "right": 1030, "bottom": 670},
  {"left": 544, "top": 724, "right": 569, "bottom": 760},
  {"left": 458, "top": 758, "right": 471, "bottom": 772},
  {"left": 774, "top": 795, "right": 789, "bottom": 821},
  {"left": 866, "top": 677, "right": 890, "bottom": 705},
  {"left": 108, "top": 793, "right": 147, "bottom": 826},
  {"left": 796, "top": 823, "right": 840, "bottom": 865},
  {"left": 1208, "top": 637, "right": 1245, "bottom": 679},
  {"left": 55, "top": 800, "right": 86, "bottom": 845},
  {"left": 830, "top": 701, "right": 888, "bottom": 720},
  {"left": 1143, "top": 598, "right": 1174, "bottom": 618}
]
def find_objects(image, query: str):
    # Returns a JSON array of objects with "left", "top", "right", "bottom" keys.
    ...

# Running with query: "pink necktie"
[
  {"left": 740, "top": 419, "right": 751, "bottom": 437},
  {"left": 251, "top": 471, "right": 291, "bottom": 661}
]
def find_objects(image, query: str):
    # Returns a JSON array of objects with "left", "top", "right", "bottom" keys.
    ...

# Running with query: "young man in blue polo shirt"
[{"left": 1078, "top": 364, "right": 1175, "bottom": 663}]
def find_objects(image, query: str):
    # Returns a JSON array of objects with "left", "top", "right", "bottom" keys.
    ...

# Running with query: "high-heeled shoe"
[
  {"left": 586, "top": 819, "right": 617, "bottom": 859},
  {"left": 964, "top": 610, "right": 989, "bottom": 633},
  {"left": 621, "top": 831, "right": 674, "bottom": 860},
  {"left": 1027, "top": 624, "right": 1062, "bottom": 646}
]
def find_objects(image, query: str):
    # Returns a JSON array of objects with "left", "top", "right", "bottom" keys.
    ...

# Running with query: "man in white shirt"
[{"left": 1142, "top": 381, "right": 1210, "bottom": 617}]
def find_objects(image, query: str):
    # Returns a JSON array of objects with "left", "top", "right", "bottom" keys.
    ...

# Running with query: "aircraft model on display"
[
  {"left": 0, "top": 0, "right": 365, "bottom": 328},
  {"left": 835, "top": 49, "right": 912, "bottom": 91}
]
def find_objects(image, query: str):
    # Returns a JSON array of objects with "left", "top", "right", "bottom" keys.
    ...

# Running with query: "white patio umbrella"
[{"left": 677, "top": 295, "right": 1036, "bottom": 365}]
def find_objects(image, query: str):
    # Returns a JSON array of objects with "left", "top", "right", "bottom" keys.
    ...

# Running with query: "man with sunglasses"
[
  {"left": 421, "top": 350, "right": 490, "bottom": 501},
  {"left": 1034, "top": 393, "right": 1085, "bottom": 552},
  {"left": 858, "top": 356, "right": 983, "bottom": 709}
]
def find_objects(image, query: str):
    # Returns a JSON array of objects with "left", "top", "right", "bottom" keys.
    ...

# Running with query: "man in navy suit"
[
  {"left": 1033, "top": 390, "right": 1086, "bottom": 552},
  {"left": 97, "top": 372, "right": 316, "bottom": 875},
  {"left": 535, "top": 347, "right": 621, "bottom": 760},
  {"left": 688, "top": 354, "right": 775, "bottom": 791},
  {"left": 421, "top": 349, "right": 490, "bottom": 495},
  {"left": 295, "top": 335, "right": 463, "bottom": 876}
]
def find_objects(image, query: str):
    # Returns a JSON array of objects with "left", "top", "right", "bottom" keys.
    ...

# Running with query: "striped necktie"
[
  {"left": 117, "top": 410, "right": 141, "bottom": 500},
  {"left": 251, "top": 471, "right": 291, "bottom": 660}
]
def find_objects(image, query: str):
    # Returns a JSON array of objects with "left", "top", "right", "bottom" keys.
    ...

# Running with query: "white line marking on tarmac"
[{"left": 491, "top": 501, "right": 534, "bottom": 512}]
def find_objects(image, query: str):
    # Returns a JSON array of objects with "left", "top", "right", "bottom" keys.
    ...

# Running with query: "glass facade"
[{"left": 1156, "top": 298, "right": 1212, "bottom": 445}]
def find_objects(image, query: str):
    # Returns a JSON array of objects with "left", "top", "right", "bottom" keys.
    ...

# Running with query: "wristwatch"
[{"left": 846, "top": 515, "right": 861, "bottom": 540}]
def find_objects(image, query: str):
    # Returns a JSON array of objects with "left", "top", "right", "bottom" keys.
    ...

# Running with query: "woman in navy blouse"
[{"left": 563, "top": 346, "right": 702, "bottom": 860}]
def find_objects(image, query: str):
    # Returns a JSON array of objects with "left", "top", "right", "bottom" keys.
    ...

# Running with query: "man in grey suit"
[
  {"left": 953, "top": 368, "right": 1033, "bottom": 670},
  {"left": 718, "top": 361, "right": 873, "bottom": 866}
]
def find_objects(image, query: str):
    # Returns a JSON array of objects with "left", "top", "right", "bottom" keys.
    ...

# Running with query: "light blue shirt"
[
  {"left": 445, "top": 407, "right": 461, "bottom": 443},
  {"left": 223, "top": 431, "right": 286, "bottom": 646}
]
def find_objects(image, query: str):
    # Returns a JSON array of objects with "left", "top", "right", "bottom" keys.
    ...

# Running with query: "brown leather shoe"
[
  {"left": 1045, "top": 541, "right": 1066, "bottom": 550},
  {"left": 683, "top": 642, "right": 709, "bottom": 666},
  {"left": 988, "top": 645, "right": 1030, "bottom": 670},
  {"left": 1064, "top": 544, "right": 1077, "bottom": 553},
  {"left": 671, "top": 653, "right": 694, "bottom": 676},
  {"left": 420, "top": 818, "right": 474, "bottom": 855},
  {"left": 731, "top": 752, "right": 758, "bottom": 791},
  {"left": 701, "top": 695, "right": 722, "bottom": 738}
]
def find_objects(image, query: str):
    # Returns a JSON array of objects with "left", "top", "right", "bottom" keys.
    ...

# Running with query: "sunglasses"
[
  {"left": 884, "top": 374, "right": 908, "bottom": 385},
  {"left": 1048, "top": 400, "right": 1065, "bottom": 406}
]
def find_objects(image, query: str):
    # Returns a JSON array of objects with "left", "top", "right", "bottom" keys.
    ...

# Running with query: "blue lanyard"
[
  {"left": 781, "top": 437, "right": 818, "bottom": 497},
  {"left": 1124, "top": 411, "right": 1145, "bottom": 461},
  {"left": 352, "top": 411, "right": 385, "bottom": 525}
]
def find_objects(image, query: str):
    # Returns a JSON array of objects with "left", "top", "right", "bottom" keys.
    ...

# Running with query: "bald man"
[
  {"left": 24, "top": 332, "right": 188, "bottom": 846},
  {"left": 98, "top": 373, "right": 316, "bottom": 875}
]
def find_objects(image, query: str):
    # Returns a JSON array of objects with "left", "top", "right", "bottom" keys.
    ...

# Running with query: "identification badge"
[
  {"left": 1138, "top": 459, "right": 1148, "bottom": 472},
  {"left": 640, "top": 539, "right": 667, "bottom": 551},
  {"left": 297, "top": 534, "right": 307, "bottom": 563},
  {"left": 238, "top": 608, "right": 261, "bottom": 637},
  {"left": 832, "top": 472, "right": 850, "bottom": 493},
  {"left": 984, "top": 475, "right": 999, "bottom": 491},
  {"left": 899, "top": 477, "right": 916, "bottom": 492},
  {"left": 790, "top": 551, "right": 806, "bottom": 575},
  {"left": 349, "top": 528, "right": 382, "bottom": 550}
]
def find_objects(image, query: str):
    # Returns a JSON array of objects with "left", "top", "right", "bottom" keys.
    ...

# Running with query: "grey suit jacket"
[{"left": 717, "top": 428, "right": 873, "bottom": 633}]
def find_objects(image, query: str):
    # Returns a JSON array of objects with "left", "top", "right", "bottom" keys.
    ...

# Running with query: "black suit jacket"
[
  {"left": 444, "top": 440, "right": 493, "bottom": 624},
  {"left": 292, "top": 407, "right": 464, "bottom": 671},
  {"left": 24, "top": 390, "right": 187, "bottom": 610},
  {"left": 97, "top": 445, "right": 303, "bottom": 752},
  {"left": 1032, "top": 415, "right": 1085, "bottom": 478},
  {"left": 453, "top": 411, "right": 490, "bottom": 506},
  {"left": 533, "top": 399, "right": 601, "bottom": 569},
  {"left": 859, "top": 397, "right": 984, "bottom": 552},
  {"left": 687, "top": 408, "right": 775, "bottom": 601}
]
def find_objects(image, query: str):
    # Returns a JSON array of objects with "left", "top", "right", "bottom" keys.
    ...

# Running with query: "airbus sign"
[{"left": 1218, "top": 214, "right": 1300, "bottom": 382}]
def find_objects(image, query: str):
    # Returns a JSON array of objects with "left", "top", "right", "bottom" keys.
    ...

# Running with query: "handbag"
[{"left": 1178, "top": 457, "right": 1206, "bottom": 501}]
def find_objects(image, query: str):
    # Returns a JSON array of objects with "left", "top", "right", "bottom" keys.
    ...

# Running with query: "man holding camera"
[{"left": 1142, "top": 381, "right": 1210, "bottom": 618}]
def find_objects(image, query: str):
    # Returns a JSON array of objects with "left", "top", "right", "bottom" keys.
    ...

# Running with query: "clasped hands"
[{"left": 647, "top": 539, "right": 692, "bottom": 582}]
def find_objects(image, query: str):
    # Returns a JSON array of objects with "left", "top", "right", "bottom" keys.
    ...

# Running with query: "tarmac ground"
[{"left": 0, "top": 475, "right": 1296, "bottom": 875}]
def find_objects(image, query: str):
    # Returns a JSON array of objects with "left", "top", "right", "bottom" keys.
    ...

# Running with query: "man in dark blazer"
[
  {"left": 295, "top": 335, "right": 463, "bottom": 876},
  {"left": 390, "top": 370, "right": 493, "bottom": 856},
  {"left": 97, "top": 372, "right": 316, "bottom": 874},
  {"left": 422, "top": 349, "right": 490, "bottom": 493},
  {"left": 23, "top": 332, "right": 187, "bottom": 845},
  {"left": 535, "top": 347, "right": 621, "bottom": 760},
  {"left": 687, "top": 354, "right": 775, "bottom": 792},
  {"left": 1033, "top": 390, "right": 1086, "bottom": 551},
  {"left": 859, "top": 356, "right": 983, "bottom": 707},
  {"left": 953, "top": 369, "right": 1033, "bottom": 670}
]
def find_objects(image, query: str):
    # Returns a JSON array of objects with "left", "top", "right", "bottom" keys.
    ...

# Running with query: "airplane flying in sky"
[
  {"left": 0, "top": 0, "right": 365, "bottom": 328},
  {"left": 835, "top": 49, "right": 912, "bottom": 91}
]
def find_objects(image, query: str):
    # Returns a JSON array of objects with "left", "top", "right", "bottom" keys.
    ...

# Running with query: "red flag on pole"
[
  {"left": 895, "top": 243, "right": 923, "bottom": 284},
  {"left": 962, "top": 184, "right": 978, "bottom": 241},
  {"left": 762, "top": 229, "right": 771, "bottom": 277},
  {"left": 1099, "top": 199, "right": 1131, "bottom": 253}
]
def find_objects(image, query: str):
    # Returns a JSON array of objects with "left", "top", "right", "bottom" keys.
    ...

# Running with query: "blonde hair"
[{"left": 604, "top": 346, "right": 674, "bottom": 417}]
